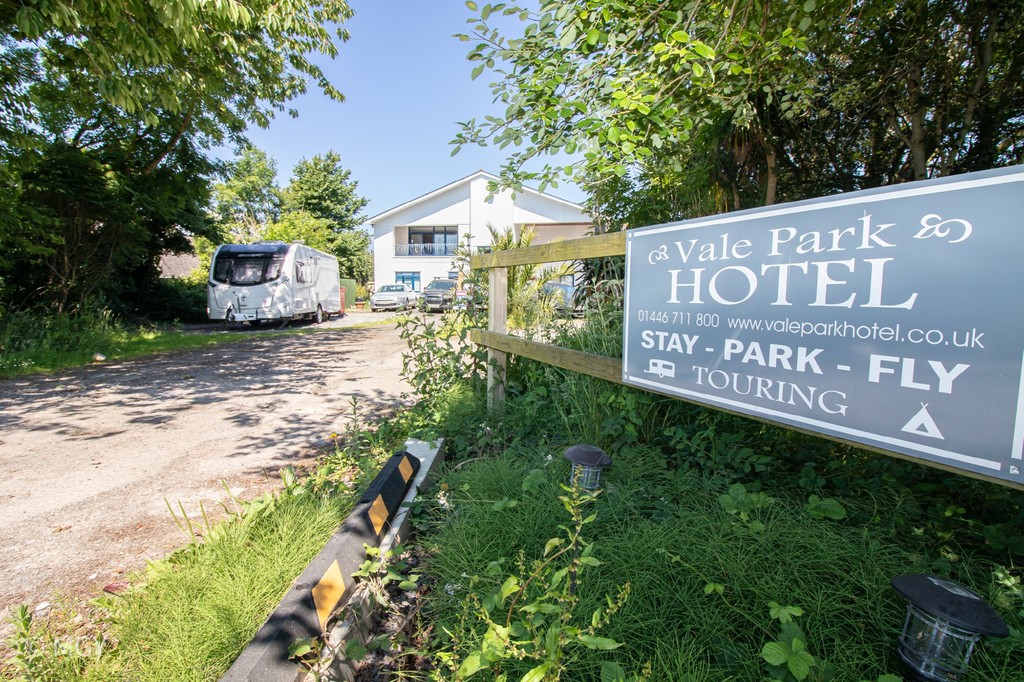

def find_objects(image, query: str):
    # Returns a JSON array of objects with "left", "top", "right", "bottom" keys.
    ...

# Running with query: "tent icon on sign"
[
  {"left": 645, "top": 359, "right": 676, "bottom": 379},
  {"left": 901, "top": 403, "right": 944, "bottom": 440}
]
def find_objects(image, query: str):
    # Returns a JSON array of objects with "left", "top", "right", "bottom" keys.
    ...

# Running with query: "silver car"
[{"left": 369, "top": 283, "right": 417, "bottom": 311}]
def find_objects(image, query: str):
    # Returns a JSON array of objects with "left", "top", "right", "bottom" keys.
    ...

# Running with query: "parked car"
[
  {"left": 542, "top": 281, "right": 582, "bottom": 317},
  {"left": 369, "top": 283, "right": 417, "bottom": 311},
  {"left": 420, "top": 278, "right": 458, "bottom": 312}
]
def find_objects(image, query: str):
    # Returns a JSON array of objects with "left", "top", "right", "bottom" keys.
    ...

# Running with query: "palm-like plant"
[{"left": 455, "top": 224, "right": 574, "bottom": 333}]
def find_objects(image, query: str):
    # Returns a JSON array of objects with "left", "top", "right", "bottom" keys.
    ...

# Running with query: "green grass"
[
  {"left": 0, "top": 308, "right": 400, "bottom": 379},
  {"left": 416, "top": 444, "right": 1024, "bottom": 681},
  {"left": 83, "top": 489, "right": 353, "bottom": 681},
  {"left": 0, "top": 484, "right": 357, "bottom": 682}
]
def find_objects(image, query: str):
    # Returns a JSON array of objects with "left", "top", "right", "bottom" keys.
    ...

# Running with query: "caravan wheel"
[{"left": 314, "top": 304, "right": 324, "bottom": 324}]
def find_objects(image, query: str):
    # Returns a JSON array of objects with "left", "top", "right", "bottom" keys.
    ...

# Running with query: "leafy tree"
[
  {"left": 213, "top": 148, "right": 373, "bottom": 283},
  {"left": 283, "top": 151, "right": 369, "bottom": 232},
  {"left": 0, "top": 0, "right": 357, "bottom": 315},
  {"left": 1, "top": 0, "right": 354, "bottom": 154},
  {"left": 211, "top": 146, "right": 281, "bottom": 243},
  {"left": 332, "top": 229, "right": 373, "bottom": 284},
  {"left": 456, "top": 0, "right": 1024, "bottom": 222},
  {"left": 5, "top": 140, "right": 214, "bottom": 314},
  {"left": 262, "top": 211, "right": 334, "bottom": 252}
]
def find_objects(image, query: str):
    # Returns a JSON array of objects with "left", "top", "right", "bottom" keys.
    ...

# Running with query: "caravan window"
[
  {"left": 295, "top": 262, "right": 308, "bottom": 283},
  {"left": 211, "top": 252, "right": 286, "bottom": 285}
]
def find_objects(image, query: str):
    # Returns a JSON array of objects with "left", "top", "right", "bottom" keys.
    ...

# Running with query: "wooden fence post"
[{"left": 487, "top": 267, "right": 508, "bottom": 416}]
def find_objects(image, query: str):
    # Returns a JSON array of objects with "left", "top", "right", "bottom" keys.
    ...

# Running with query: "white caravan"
[{"left": 207, "top": 242, "right": 342, "bottom": 325}]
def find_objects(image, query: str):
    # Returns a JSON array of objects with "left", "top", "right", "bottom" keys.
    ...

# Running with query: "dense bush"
[
  {"left": 0, "top": 305, "right": 120, "bottom": 375},
  {"left": 136, "top": 277, "right": 208, "bottom": 324}
]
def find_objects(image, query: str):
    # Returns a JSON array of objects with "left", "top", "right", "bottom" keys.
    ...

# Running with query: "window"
[
  {"left": 211, "top": 253, "right": 286, "bottom": 286},
  {"left": 398, "top": 226, "right": 459, "bottom": 256},
  {"left": 395, "top": 271, "right": 421, "bottom": 291},
  {"left": 295, "top": 262, "right": 308, "bottom": 283}
]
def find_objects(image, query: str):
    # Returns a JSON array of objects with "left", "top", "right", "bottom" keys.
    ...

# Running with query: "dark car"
[
  {"left": 542, "top": 281, "right": 582, "bottom": 317},
  {"left": 420, "top": 278, "right": 458, "bottom": 312}
]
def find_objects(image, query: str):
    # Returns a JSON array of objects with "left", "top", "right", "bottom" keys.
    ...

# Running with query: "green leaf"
[
  {"left": 692, "top": 41, "right": 716, "bottom": 59},
  {"left": 787, "top": 645, "right": 815, "bottom": 680},
  {"left": 482, "top": 623, "right": 510, "bottom": 659},
  {"left": 761, "top": 641, "right": 789, "bottom": 666},
  {"left": 288, "top": 638, "right": 314, "bottom": 658},
  {"left": 344, "top": 639, "right": 368, "bottom": 660},
  {"left": 559, "top": 26, "right": 577, "bottom": 48},
  {"left": 458, "top": 651, "right": 488, "bottom": 678},
  {"left": 499, "top": 576, "right": 519, "bottom": 602},
  {"left": 466, "top": 1, "right": 479, "bottom": 10},
  {"left": 704, "top": 582, "right": 725, "bottom": 595},
  {"left": 601, "top": 661, "right": 627, "bottom": 682},
  {"left": 521, "top": 662, "right": 553, "bottom": 682},
  {"left": 523, "top": 468, "right": 546, "bottom": 491},
  {"left": 577, "top": 634, "right": 623, "bottom": 650},
  {"left": 806, "top": 496, "right": 846, "bottom": 520},
  {"left": 803, "top": 0, "right": 816, "bottom": 11},
  {"left": 544, "top": 537, "right": 564, "bottom": 555}
]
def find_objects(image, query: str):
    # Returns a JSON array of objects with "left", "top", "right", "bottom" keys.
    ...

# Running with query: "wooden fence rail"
[{"left": 469, "top": 231, "right": 626, "bottom": 414}]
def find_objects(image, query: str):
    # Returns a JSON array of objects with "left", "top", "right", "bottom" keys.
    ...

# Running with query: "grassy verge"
[
  {"left": 3, "top": 473, "right": 356, "bottom": 681},
  {"left": 412, "top": 440, "right": 1024, "bottom": 681},
  {"left": 386, "top": 306, "right": 1024, "bottom": 681},
  {"left": 0, "top": 308, "right": 403, "bottom": 379},
  {"left": 3, "top": 403, "right": 408, "bottom": 681}
]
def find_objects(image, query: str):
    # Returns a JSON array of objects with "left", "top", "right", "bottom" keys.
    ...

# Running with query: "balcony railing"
[{"left": 394, "top": 243, "right": 459, "bottom": 257}]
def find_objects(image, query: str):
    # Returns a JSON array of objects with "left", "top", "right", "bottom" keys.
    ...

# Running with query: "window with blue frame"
[{"left": 395, "top": 271, "right": 421, "bottom": 291}]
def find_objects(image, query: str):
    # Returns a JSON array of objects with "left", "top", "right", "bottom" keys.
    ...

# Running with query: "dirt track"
[{"left": 0, "top": 314, "right": 411, "bottom": 625}]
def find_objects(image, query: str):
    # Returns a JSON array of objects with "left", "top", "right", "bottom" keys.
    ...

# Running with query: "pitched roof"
[{"left": 368, "top": 170, "right": 586, "bottom": 224}]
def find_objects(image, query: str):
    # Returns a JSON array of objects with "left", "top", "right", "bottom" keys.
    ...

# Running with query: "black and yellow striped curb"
[{"left": 222, "top": 439, "right": 443, "bottom": 681}]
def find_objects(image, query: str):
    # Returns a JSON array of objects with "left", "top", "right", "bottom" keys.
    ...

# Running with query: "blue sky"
[{"left": 234, "top": 0, "right": 585, "bottom": 222}]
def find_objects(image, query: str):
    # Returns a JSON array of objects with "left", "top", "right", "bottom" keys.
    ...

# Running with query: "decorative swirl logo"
[
  {"left": 647, "top": 244, "right": 670, "bottom": 264},
  {"left": 914, "top": 214, "right": 973, "bottom": 244}
]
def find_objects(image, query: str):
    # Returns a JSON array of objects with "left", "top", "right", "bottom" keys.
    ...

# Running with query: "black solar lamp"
[
  {"left": 891, "top": 574, "right": 1008, "bottom": 681},
  {"left": 563, "top": 444, "right": 611, "bottom": 490}
]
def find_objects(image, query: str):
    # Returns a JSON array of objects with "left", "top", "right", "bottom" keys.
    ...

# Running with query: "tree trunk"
[
  {"left": 907, "top": 62, "right": 929, "bottom": 180},
  {"left": 764, "top": 145, "right": 778, "bottom": 206}
]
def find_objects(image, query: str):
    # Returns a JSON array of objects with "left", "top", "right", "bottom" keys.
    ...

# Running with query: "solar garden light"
[
  {"left": 890, "top": 574, "right": 1008, "bottom": 682},
  {"left": 563, "top": 444, "right": 611, "bottom": 490}
]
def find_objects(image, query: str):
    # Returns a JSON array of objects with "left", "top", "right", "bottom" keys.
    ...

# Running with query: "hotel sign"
[{"left": 623, "top": 166, "right": 1024, "bottom": 486}]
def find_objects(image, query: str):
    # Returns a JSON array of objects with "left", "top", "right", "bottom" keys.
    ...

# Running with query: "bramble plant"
[{"left": 436, "top": 480, "right": 640, "bottom": 682}]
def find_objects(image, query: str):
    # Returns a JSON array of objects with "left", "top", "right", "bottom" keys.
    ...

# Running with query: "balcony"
[{"left": 394, "top": 243, "right": 459, "bottom": 257}]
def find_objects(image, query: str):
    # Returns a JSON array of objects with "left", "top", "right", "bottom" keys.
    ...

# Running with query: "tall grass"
[
  {"left": 0, "top": 307, "right": 221, "bottom": 378},
  {"left": 418, "top": 440, "right": 1024, "bottom": 681},
  {"left": 4, "top": 482, "right": 356, "bottom": 682},
  {"left": 84, "top": 489, "right": 353, "bottom": 681},
  {"left": 0, "top": 307, "right": 121, "bottom": 375}
]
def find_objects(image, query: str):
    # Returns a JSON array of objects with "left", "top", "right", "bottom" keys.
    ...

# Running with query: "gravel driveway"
[{"left": 0, "top": 313, "right": 411, "bottom": 626}]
